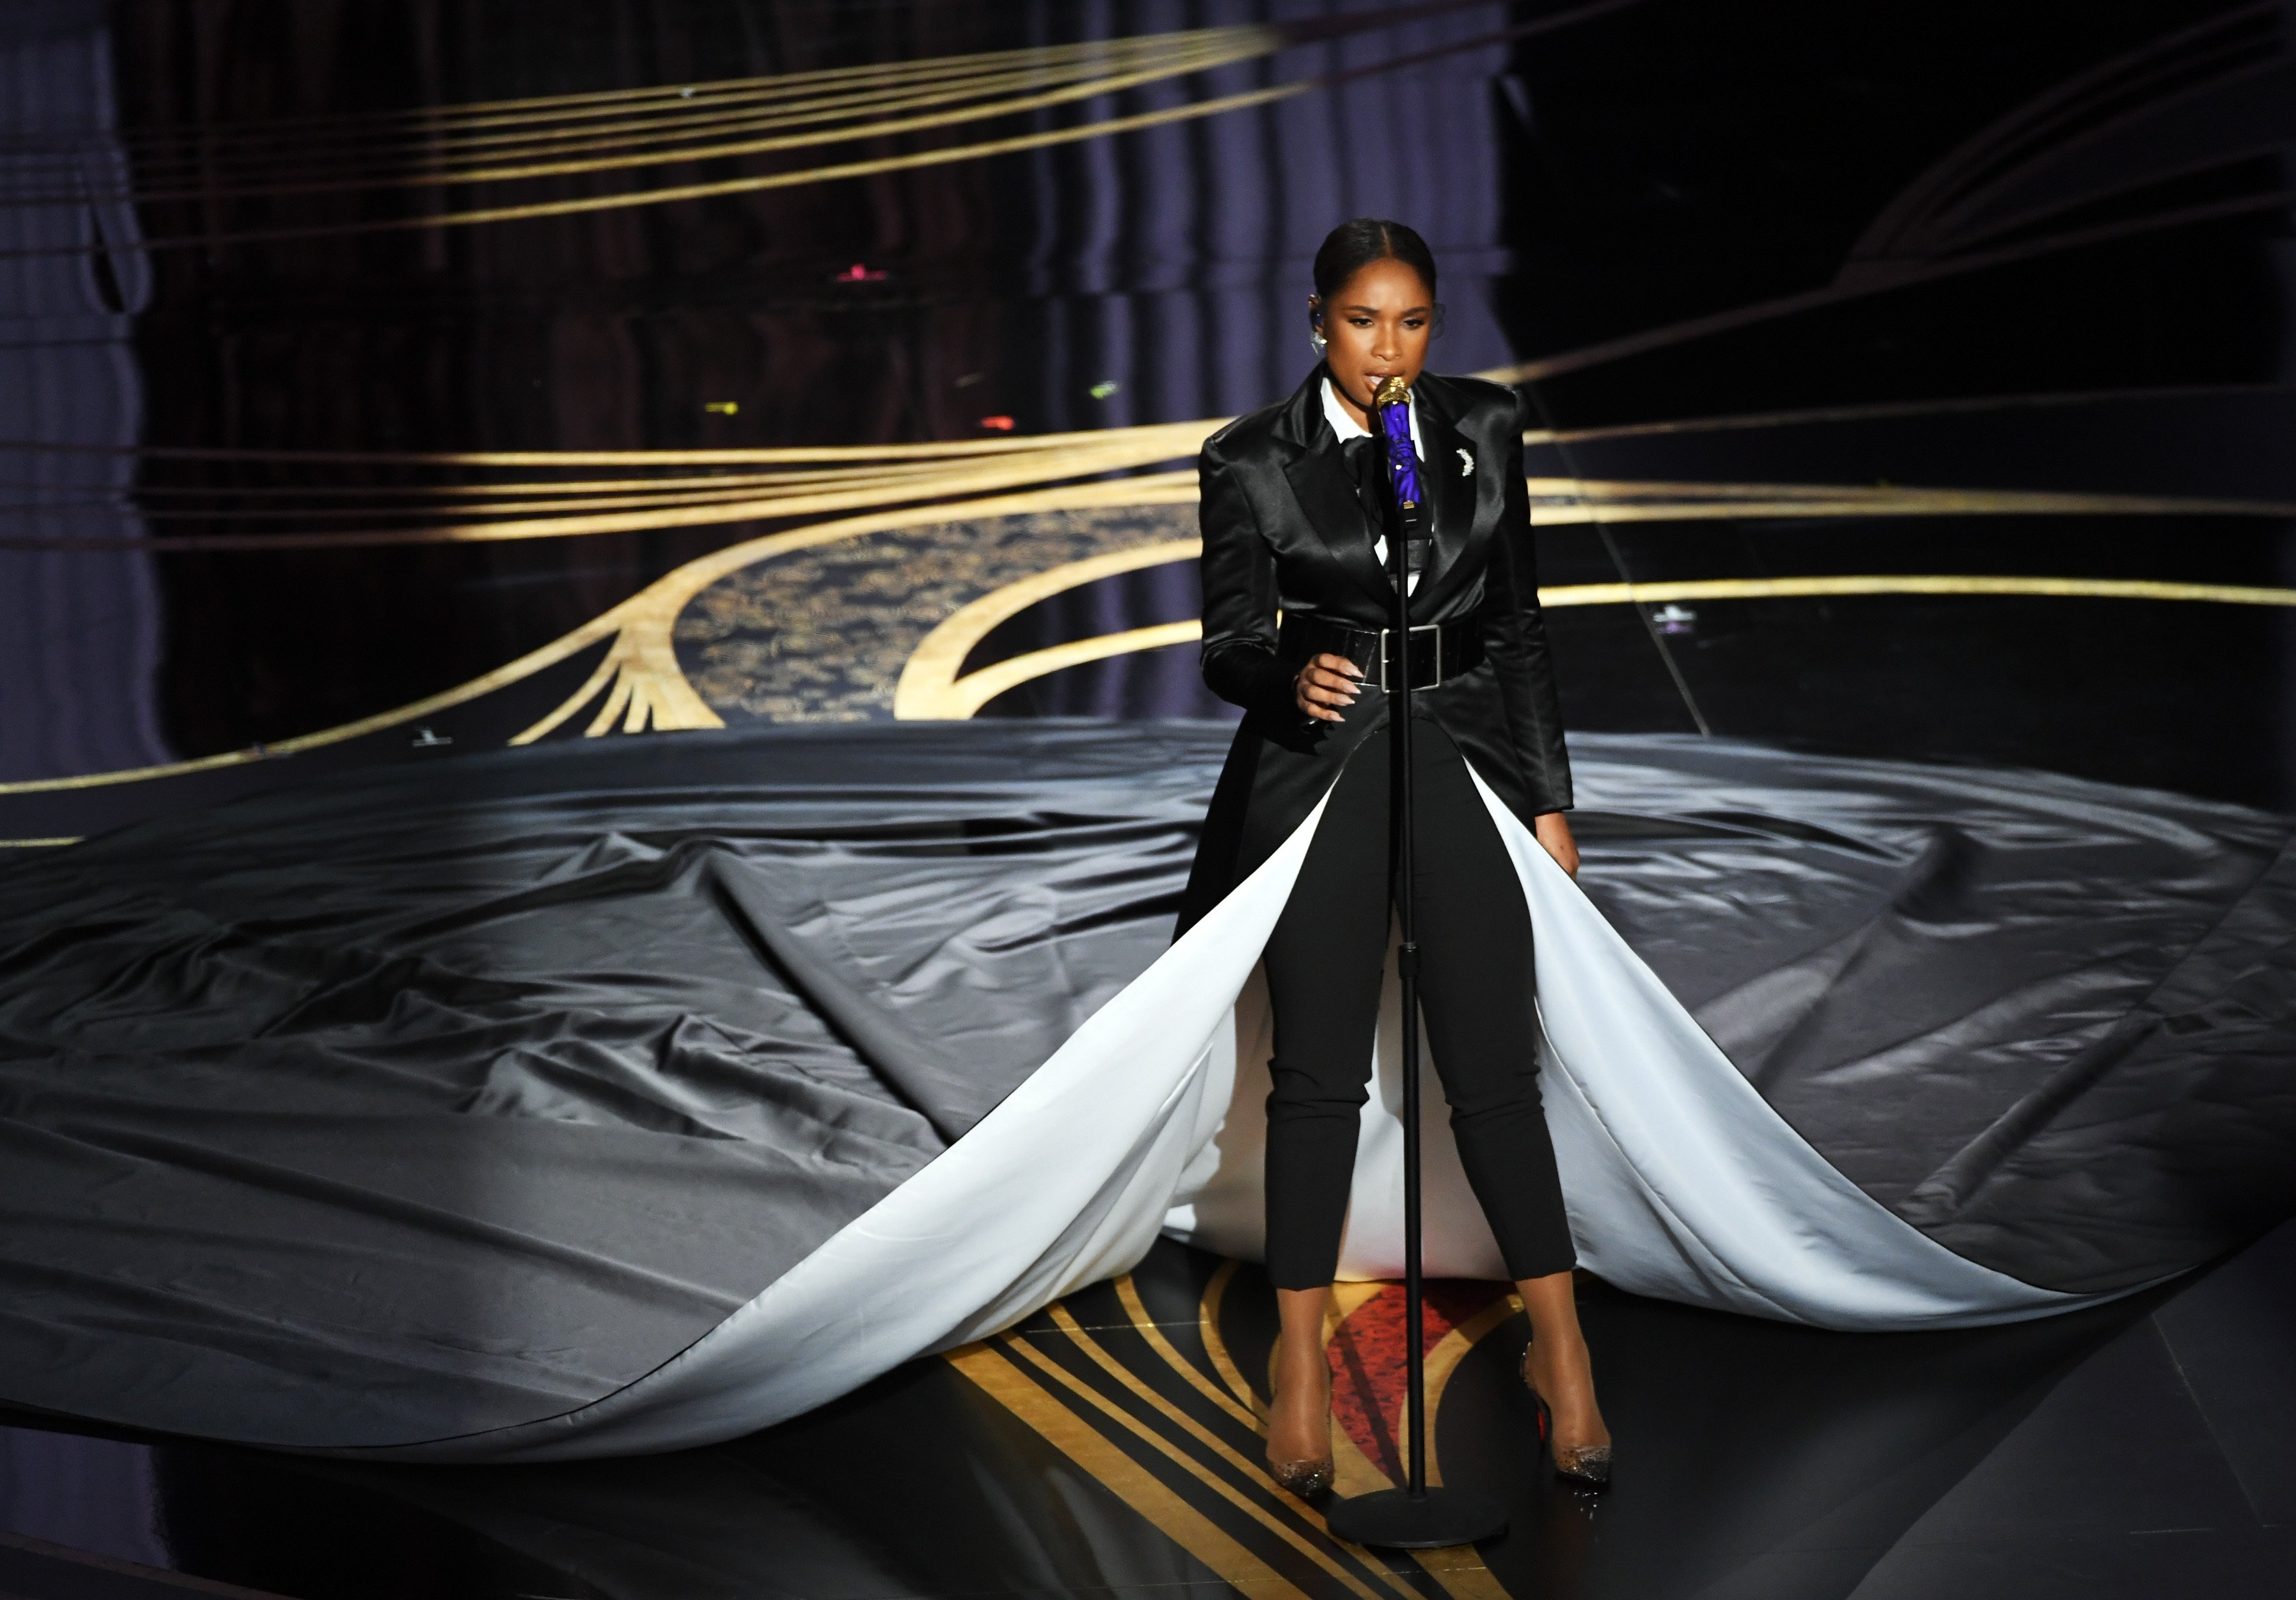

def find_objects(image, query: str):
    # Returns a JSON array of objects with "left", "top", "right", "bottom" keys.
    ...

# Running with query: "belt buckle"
[{"left": 1377, "top": 623, "right": 1443, "bottom": 691}]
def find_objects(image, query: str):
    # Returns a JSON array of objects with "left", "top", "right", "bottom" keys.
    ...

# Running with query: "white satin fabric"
[
  {"left": 1172, "top": 767, "right": 2084, "bottom": 1326},
  {"left": 364, "top": 770, "right": 2090, "bottom": 1462}
]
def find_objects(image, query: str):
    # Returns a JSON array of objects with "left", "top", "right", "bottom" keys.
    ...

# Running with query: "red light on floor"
[
  {"left": 834, "top": 263, "right": 887, "bottom": 282},
  {"left": 979, "top": 415, "right": 1015, "bottom": 431}
]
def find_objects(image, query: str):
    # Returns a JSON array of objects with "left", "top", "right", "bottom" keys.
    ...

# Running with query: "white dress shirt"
[{"left": 1321, "top": 378, "right": 1423, "bottom": 589}]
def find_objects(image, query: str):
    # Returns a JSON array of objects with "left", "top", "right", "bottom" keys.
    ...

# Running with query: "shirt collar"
[{"left": 1321, "top": 377, "right": 1422, "bottom": 453}]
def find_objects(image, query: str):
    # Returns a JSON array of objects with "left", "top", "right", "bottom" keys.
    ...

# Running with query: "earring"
[{"left": 1310, "top": 329, "right": 1327, "bottom": 356}]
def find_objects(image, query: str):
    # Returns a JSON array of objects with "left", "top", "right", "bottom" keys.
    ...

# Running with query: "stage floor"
[
  {"left": 2, "top": 1224, "right": 2293, "bottom": 1600},
  {"left": 5, "top": 4, "right": 2294, "bottom": 1596},
  {"left": 1, "top": 714, "right": 2289, "bottom": 1598}
]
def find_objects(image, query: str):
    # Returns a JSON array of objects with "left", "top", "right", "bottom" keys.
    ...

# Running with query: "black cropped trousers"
[{"left": 1259, "top": 720, "right": 1576, "bottom": 1289}]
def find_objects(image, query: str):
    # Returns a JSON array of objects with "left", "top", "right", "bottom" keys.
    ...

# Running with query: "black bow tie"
[{"left": 1340, "top": 434, "right": 1431, "bottom": 575}]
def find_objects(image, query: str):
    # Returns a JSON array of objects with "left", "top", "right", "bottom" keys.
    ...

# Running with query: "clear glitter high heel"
[
  {"left": 1521, "top": 1342, "right": 1612, "bottom": 1489},
  {"left": 1268, "top": 1454, "right": 1335, "bottom": 1499},
  {"left": 1265, "top": 1350, "right": 1334, "bottom": 1499}
]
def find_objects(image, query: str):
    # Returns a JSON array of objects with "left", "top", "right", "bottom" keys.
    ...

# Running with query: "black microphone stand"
[{"left": 1325, "top": 381, "right": 1508, "bottom": 1551}]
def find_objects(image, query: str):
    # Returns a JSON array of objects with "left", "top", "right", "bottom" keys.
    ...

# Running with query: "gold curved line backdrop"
[
  {"left": 0, "top": 424, "right": 1211, "bottom": 464},
  {"left": 0, "top": 464, "right": 1205, "bottom": 553},
  {"left": 1559, "top": 575, "right": 2296, "bottom": 607},
  {"left": 6, "top": 385, "right": 2203, "bottom": 463},
  {"left": 32, "top": 36, "right": 1174, "bottom": 145},
  {"left": 4, "top": 31, "right": 1274, "bottom": 203},
  {"left": 0, "top": 478, "right": 1192, "bottom": 794},
  {"left": 10, "top": 389, "right": 2295, "bottom": 551},
  {"left": 77, "top": 34, "right": 1281, "bottom": 207},
  {"left": 121, "top": 83, "right": 1310, "bottom": 251},
  {"left": 90, "top": 38, "right": 1263, "bottom": 198},
  {"left": 9, "top": 466, "right": 2291, "bottom": 553},
  {"left": 24, "top": 60, "right": 1145, "bottom": 196},
  {"left": 5, "top": 473, "right": 2291, "bottom": 795},
  {"left": 892, "top": 540, "right": 1205, "bottom": 718},
  {"left": 934, "top": 623, "right": 1205, "bottom": 720},
  {"left": 5, "top": 1, "right": 1652, "bottom": 254},
  {"left": 891, "top": 559, "right": 2296, "bottom": 721}
]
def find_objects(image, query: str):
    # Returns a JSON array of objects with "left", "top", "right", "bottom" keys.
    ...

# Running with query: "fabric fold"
[{"left": 1, "top": 722, "right": 2287, "bottom": 1459}]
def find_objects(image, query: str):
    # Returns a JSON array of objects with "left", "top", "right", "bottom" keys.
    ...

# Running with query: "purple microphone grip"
[{"left": 1372, "top": 380, "right": 1420, "bottom": 507}]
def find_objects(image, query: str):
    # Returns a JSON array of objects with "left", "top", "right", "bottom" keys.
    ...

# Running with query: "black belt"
[{"left": 1281, "top": 614, "right": 1483, "bottom": 692}]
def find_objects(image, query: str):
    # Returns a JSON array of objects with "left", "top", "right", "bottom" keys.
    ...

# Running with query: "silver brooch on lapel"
[{"left": 1457, "top": 447, "right": 1474, "bottom": 476}]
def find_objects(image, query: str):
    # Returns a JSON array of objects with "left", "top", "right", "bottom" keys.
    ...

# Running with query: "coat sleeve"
[
  {"left": 1476, "top": 391, "right": 1575, "bottom": 812},
  {"left": 1197, "top": 428, "right": 1298, "bottom": 721}
]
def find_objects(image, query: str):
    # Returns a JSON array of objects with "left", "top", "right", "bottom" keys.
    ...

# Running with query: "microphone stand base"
[{"left": 1324, "top": 1485, "right": 1508, "bottom": 1550}]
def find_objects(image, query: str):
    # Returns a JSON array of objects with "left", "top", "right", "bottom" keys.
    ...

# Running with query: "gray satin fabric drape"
[{"left": 0, "top": 722, "right": 2288, "bottom": 1450}]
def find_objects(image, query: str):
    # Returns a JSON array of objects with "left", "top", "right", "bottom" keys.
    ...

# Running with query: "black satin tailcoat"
[{"left": 1177, "top": 367, "right": 1573, "bottom": 931}]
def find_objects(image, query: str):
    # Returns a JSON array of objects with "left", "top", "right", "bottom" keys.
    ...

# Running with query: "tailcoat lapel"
[
  {"left": 1273, "top": 370, "right": 1394, "bottom": 611},
  {"left": 1410, "top": 383, "right": 1484, "bottom": 609}
]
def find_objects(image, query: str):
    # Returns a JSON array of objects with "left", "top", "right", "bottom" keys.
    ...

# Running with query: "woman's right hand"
[{"left": 1295, "top": 652, "right": 1363, "bottom": 722}]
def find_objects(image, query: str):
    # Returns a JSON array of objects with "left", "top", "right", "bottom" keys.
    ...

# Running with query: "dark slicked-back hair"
[{"left": 1311, "top": 217, "right": 1439, "bottom": 302}]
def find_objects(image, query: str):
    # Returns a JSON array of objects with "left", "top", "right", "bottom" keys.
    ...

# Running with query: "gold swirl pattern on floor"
[{"left": 944, "top": 1263, "right": 1527, "bottom": 1600}]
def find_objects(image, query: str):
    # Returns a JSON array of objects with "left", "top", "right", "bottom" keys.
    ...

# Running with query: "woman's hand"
[
  {"left": 1295, "top": 653, "right": 1363, "bottom": 722},
  {"left": 1534, "top": 811, "right": 1579, "bottom": 879}
]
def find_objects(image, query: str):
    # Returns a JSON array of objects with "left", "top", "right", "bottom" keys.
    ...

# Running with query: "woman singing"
[{"left": 1179, "top": 219, "right": 1611, "bottom": 1492}]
